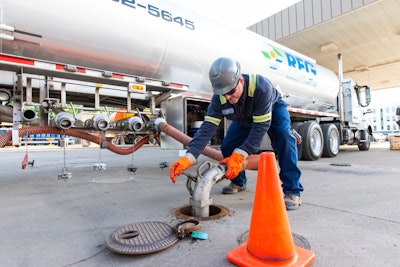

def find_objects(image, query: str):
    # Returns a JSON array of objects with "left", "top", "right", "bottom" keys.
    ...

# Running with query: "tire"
[
  {"left": 358, "top": 130, "right": 371, "bottom": 151},
  {"left": 321, "top": 124, "right": 340, "bottom": 158},
  {"left": 299, "top": 121, "right": 323, "bottom": 161},
  {"left": 358, "top": 141, "right": 370, "bottom": 151},
  {"left": 291, "top": 122, "right": 303, "bottom": 160}
]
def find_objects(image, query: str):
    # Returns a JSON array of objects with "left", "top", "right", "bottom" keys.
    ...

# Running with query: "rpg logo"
[{"left": 261, "top": 46, "right": 317, "bottom": 75}]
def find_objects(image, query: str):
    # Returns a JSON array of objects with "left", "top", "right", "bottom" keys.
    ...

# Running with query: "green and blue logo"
[
  {"left": 261, "top": 45, "right": 317, "bottom": 76},
  {"left": 261, "top": 47, "right": 284, "bottom": 70}
]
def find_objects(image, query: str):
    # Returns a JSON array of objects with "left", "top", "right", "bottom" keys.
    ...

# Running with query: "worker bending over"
[{"left": 169, "top": 57, "right": 303, "bottom": 210}]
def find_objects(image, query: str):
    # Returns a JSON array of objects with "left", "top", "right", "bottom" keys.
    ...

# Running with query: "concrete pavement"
[{"left": 0, "top": 142, "right": 399, "bottom": 266}]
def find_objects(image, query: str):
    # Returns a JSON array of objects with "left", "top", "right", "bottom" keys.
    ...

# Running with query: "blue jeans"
[{"left": 220, "top": 100, "right": 303, "bottom": 196}]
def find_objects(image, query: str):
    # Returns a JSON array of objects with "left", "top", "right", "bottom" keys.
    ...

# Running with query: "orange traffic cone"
[{"left": 227, "top": 152, "right": 315, "bottom": 266}]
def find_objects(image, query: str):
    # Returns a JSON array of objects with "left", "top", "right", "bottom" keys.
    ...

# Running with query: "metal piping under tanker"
[{"left": 0, "top": 126, "right": 152, "bottom": 155}]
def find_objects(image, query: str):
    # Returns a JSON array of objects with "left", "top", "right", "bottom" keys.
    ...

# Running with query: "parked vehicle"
[{"left": 0, "top": 0, "right": 372, "bottom": 160}]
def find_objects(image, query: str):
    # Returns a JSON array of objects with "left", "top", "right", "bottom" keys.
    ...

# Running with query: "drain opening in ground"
[{"left": 173, "top": 204, "right": 229, "bottom": 221}]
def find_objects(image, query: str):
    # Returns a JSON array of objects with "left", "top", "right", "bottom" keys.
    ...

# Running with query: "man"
[{"left": 169, "top": 57, "right": 303, "bottom": 210}]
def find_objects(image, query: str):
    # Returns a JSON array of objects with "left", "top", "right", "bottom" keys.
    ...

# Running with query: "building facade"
[{"left": 366, "top": 104, "right": 399, "bottom": 135}]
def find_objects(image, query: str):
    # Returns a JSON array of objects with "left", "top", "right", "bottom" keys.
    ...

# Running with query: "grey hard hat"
[{"left": 209, "top": 57, "right": 241, "bottom": 95}]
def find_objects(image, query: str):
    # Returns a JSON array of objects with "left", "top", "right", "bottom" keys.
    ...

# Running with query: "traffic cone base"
[
  {"left": 227, "top": 241, "right": 315, "bottom": 267},
  {"left": 226, "top": 152, "right": 315, "bottom": 266}
]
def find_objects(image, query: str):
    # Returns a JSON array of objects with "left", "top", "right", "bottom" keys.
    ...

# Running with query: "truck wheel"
[
  {"left": 358, "top": 141, "right": 370, "bottom": 151},
  {"left": 321, "top": 124, "right": 340, "bottom": 158},
  {"left": 291, "top": 122, "right": 303, "bottom": 160},
  {"left": 299, "top": 121, "right": 323, "bottom": 161},
  {"left": 358, "top": 130, "right": 371, "bottom": 151}
]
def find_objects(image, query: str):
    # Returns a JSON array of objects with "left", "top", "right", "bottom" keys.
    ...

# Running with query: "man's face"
[{"left": 223, "top": 77, "right": 243, "bottom": 104}]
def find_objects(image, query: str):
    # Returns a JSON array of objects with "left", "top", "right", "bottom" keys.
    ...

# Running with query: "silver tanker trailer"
[{"left": 0, "top": 0, "right": 372, "bottom": 160}]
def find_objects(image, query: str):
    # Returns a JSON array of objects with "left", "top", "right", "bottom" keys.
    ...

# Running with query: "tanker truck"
[{"left": 0, "top": 0, "right": 372, "bottom": 160}]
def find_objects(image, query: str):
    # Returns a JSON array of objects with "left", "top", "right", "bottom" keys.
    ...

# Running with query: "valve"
[
  {"left": 92, "top": 114, "right": 111, "bottom": 131},
  {"left": 126, "top": 116, "right": 144, "bottom": 131},
  {"left": 54, "top": 112, "right": 75, "bottom": 129}
]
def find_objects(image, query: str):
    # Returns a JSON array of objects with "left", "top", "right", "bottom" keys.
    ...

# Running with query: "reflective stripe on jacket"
[{"left": 187, "top": 74, "right": 282, "bottom": 158}]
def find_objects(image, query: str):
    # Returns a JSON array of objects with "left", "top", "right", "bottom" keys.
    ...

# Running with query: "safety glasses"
[{"left": 225, "top": 80, "right": 240, "bottom": 96}]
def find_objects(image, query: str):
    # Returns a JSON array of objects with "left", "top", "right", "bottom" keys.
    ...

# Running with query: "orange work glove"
[
  {"left": 219, "top": 152, "right": 247, "bottom": 179},
  {"left": 169, "top": 156, "right": 193, "bottom": 183}
]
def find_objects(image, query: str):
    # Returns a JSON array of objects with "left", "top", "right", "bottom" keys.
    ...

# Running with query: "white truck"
[{"left": 0, "top": 0, "right": 372, "bottom": 160}]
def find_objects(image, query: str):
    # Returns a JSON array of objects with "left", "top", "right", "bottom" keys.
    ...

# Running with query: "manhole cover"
[
  {"left": 106, "top": 221, "right": 179, "bottom": 255},
  {"left": 237, "top": 230, "right": 311, "bottom": 250}
]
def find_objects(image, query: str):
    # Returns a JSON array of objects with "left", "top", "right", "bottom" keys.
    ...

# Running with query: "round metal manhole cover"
[
  {"left": 237, "top": 230, "right": 311, "bottom": 250},
  {"left": 106, "top": 221, "right": 179, "bottom": 255}
]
